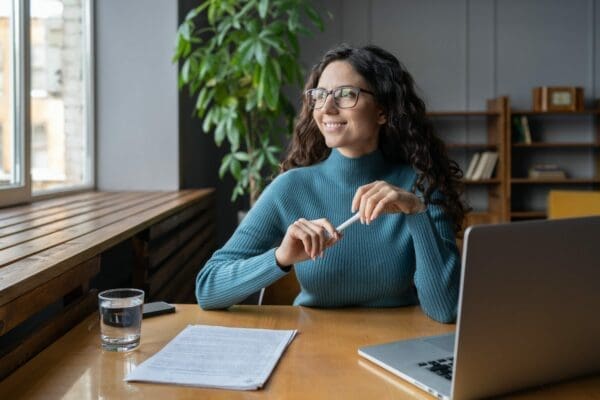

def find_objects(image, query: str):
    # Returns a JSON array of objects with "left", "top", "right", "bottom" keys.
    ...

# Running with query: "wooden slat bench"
[{"left": 0, "top": 189, "right": 215, "bottom": 379}]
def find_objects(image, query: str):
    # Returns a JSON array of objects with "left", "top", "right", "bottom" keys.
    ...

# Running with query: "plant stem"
[{"left": 244, "top": 113, "right": 258, "bottom": 207}]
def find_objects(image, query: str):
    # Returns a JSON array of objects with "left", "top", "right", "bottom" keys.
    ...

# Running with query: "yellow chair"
[{"left": 547, "top": 190, "right": 600, "bottom": 219}]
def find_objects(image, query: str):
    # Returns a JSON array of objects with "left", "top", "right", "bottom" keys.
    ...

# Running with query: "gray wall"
[
  {"left": 304, "top": 0, "right": 600, "bottom": 111},
  {"left": 96, "top": 0, "right": 179, "bottom": 190}
]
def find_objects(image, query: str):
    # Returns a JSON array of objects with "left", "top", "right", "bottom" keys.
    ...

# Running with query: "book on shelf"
[
  {"left": 528, "top": 164, "right": 567, "bottom": 179},
  {"left": 464, "top": 152, "right": 481, "bottom": 179},
  {"left": 512, "top": 115, "right": 532, "bottom": 144},
  {"left": 512, "top": 116, "right": 525, "bottom": 143},
  {"left": 482, "top": 151, "right": 499, "bottom": 179},
  {"left": 469, "top": 151, "right": 498, "bottom": 180},
  {"left": 520, "top": 116, "right": 532, "bottom": 144},
  {"left": 470, "top": 152, "right": 489, "bottom": 180}
]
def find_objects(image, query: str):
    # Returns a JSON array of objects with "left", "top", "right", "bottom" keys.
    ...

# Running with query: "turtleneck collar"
[{"left": 321, "top": 148, "right": 388, "bottom": 184}]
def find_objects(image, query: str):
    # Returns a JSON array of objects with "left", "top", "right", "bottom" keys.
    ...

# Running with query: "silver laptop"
[{"left": 359, "top": 216, "right": 600, "bottom": 400}]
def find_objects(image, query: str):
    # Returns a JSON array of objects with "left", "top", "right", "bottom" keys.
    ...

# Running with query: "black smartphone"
[{"left": 142, "top": 301, "right": 176, "bottom": 318}]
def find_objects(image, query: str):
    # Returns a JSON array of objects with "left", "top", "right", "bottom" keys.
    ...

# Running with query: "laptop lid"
[{"left": 451, "top": 216, "right": 600, "bottom": 399}]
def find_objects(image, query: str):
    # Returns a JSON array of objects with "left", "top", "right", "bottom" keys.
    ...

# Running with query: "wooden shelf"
[
  {"left": 511, "top": 178, "right": 600, "bottom": 184},
  {"left": 512, "top": 110, "right": 600, "bottom": 116},
  {"left": 431, "top": 97, "right": 509, "bottom": 225},
  {"left": 427, "top": 111, "right": 501, "bottom": 116},
  {"left": 431, "top": 98, "right": 600, "bottom": 223},
  {"left": 512, "top": 142, "right": 600, "bottom": 148},
  {"left": 510, "top": 211, "right": 547, "bottom": 219},
  {"left": 446, "top": 143, "right": 498, "bottom": 150},
  {"left": 464, "top": 179, "right": 501, "bottom": 184},
  {"left": 468, "top": 211, "right": 493, "bottom": 217}
]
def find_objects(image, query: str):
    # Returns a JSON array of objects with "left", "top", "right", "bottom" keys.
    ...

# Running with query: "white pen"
[{"left": 335, "top": 213, "right": 361, "bottom": 232}]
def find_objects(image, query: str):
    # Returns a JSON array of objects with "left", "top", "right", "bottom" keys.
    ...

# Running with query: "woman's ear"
[{"left": 377, "top": 108, "right": 387, "bottom": 125}]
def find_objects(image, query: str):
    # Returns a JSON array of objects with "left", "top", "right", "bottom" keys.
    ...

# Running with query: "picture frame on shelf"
[{"left": 532, "top": 86, "right": 584, "bottom": 112}]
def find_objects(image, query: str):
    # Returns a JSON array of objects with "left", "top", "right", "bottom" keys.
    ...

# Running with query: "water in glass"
[{"left": 98, "top": 289, "right": 144, "bottom": 351}]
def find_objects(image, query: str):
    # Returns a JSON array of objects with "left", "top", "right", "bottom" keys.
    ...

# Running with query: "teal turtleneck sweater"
[{"left": 196, "top": 148, "right": 460, "bottom": 323}]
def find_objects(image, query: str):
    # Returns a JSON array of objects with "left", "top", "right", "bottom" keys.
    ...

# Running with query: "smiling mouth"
[{"left": 323, "top": 122, "right": 347, "bottom": 128}]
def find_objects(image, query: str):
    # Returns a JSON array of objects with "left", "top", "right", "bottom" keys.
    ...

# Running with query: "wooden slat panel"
[
  {"left": 148, "top": 222, "right": 215, "bottom": 297},
  {"left": 0, "top": 192, "right": 149, "bottom": 237},
  {"left": 0, "top": 192, "right": 115, "bottom": 228},
  {"left": 148, "top": 209, "right": 214, "bottom": 269},
  {"left": 153, "top": 239, "right": 214, "bottom": 303},
  {"left": 131, "top": 235, "right": 149, "bottom": 292},
  {"left": 0, "top": 290, "right": 97, "bottom": 380},
  {"left": 0, "top": 192, "right": 165, "bottom": 250},
  {"left": 0, "top": 256, "right": 100, "bottom": 336},
  {"left": 148, "top": 192, "right": 214, "bottom": 240},
  {"left": 0, "top": 192, "right": 179, "bottom": 268},
  {"left": 0, "top": 190, "right": 213, "bottom": 306},
  {"left": 0, "top": 192, "right": 107, "bottom": 222},
  {"left": 179, "top": 273, "right": 199, "bottom": 303}
]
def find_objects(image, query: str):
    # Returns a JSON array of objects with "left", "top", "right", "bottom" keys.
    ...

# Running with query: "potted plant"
[{"left": 174, "top": 0, "right": 325, "bottom": 206}]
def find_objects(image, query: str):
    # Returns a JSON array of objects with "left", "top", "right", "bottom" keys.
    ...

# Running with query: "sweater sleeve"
[
  {"left": 405, "top": 200, "right": 460, "bottom": 323},
  {"left": 195, "top": 177, "right": 290, "bottom": 309}
]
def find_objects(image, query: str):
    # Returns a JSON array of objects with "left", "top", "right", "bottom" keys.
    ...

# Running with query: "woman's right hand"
[{"left": 275, "top": 218, "right": 341, "bottom": 267}]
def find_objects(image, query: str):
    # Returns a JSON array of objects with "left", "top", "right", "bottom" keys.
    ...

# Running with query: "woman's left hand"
[{"left": 351, "top": 180, "right": 426, "bottom": 224}]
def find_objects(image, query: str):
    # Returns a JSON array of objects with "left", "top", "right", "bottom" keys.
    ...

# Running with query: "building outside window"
[{"left": 0, "top": 0, "right": 93, "bottom": 206}]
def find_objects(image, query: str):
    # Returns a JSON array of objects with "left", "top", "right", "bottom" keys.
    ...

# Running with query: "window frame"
[{"left": 0, "top": 0, "right": 95, "bottom": 207}]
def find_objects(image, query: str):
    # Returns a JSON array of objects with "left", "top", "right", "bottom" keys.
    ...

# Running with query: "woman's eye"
[
  {"left": 313, "top": 91, "right": 326, "bottom": 100},
  {"left": 340, "top": 88, "right": 357, "bottom": 98}
]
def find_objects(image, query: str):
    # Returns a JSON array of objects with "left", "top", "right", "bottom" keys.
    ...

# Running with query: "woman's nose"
[{"left": 321, "top": 93, "right": 338, "bottom": 113}]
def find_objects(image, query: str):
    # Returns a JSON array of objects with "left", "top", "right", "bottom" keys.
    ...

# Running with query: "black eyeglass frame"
[{"left": 304, "top": 85, "right": 376, "bottom": 109}]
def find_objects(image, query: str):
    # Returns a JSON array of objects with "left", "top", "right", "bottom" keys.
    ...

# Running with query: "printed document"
[{"left": 125, "top": 325, "right": 297, "bottom": 390}]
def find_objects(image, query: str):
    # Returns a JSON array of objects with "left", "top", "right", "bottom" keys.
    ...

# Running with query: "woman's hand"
[
  {"left": 352, "top": 180, "right": 426, "bottom": 224},
  {"left": 275, "top": 218, "right": 341, "bottom": 267}
]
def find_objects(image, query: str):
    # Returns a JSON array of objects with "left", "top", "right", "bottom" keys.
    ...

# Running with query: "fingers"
[
  {"left": 354, "top": 181, "right": 389, "bottom": 224},
  {"left": 353, "top": 181, "right": 420, "bottom": 223},
  {"left": 351, "top": 182, "right": 376, "bottom": 213},
  {"left": 291, "top": 218, "right": 339, "bottom": 260},
  {"left": 314, "top": 218, "right": 339, "bottom": 241},
  {"left": 294, "top": 219, "right": 322, "bottom": 259},
  {"left": 370, "top": 191, "right": 396, "bottom": 221}
]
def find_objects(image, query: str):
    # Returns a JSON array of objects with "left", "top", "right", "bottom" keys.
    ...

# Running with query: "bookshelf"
[
  {"left": 430, "top": 97, "right": 599, "bottom": 227},
  {"left": 428, "top": 96, "right": 509, "bottom": 227},
  {"left": 507, "top": 105, "right": 600, "bottom": 220}
]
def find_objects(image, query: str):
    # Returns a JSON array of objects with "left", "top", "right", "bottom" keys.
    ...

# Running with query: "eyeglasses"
[{"left": 305, "top": 85, "right": 375, "bottom": 109}]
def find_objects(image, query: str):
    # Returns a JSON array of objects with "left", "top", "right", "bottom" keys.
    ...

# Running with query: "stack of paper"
[{"left": 125, "top": 325, "right": 297, "bottom": 390}]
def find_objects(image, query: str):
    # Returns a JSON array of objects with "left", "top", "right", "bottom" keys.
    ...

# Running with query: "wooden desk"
[{"left": 1, "top": 305, "right": 599, "bottom": 399}]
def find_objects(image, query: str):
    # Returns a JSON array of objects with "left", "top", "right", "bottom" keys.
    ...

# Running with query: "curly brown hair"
[{"left": 280, "top": 44, "right": 468, "bottom": 233}]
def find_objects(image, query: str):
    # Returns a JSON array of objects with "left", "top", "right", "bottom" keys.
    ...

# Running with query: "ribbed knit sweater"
[{"left": 196, "top": 148, "right": 460, "bottom": 323}]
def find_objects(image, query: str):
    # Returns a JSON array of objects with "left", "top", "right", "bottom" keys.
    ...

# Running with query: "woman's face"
[{"left": 312, "top": 60, "right": 386, "bottom": 158}]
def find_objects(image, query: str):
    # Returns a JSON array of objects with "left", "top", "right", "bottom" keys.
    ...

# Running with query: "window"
[
  {"left": 0, "top": 0, "right": 93, "bottom": 207},
  {"left": 0, "top": 0, "right": 21, "bottom": 204}
]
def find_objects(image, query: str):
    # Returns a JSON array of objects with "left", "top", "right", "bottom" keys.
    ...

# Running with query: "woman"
[{"left": 196, "top": 44, "right": 467, "bottom": 323}]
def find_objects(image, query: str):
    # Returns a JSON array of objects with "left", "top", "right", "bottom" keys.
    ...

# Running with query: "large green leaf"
[
  {"left": 253, "top": 40, "right": 267, "bottom": 66},
  {"left": 214, "top": 113, "right": 227, "bottom": 146},
  {"left": 234, "top": 151, "right": 250, "bottom": 161},
  {"left": 181, "top": 58, "right": 190, "bottom": 83},
  {"left": 230, "top": 158, "right": 242, "bottom": 180},
  {"left": 258, "top": 0, "right": 269, "bottom": 19},
  {"left": 219, "top": 153, "right": 233, "bottom": 178},
  {"left": 178, "top": 21, "right": 191, "bottom": 41},
  {"left": 264, "top": 60, "right": 280, "bottom": 110}
]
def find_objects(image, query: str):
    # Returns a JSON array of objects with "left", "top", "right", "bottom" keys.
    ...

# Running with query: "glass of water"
[{"left": 98, "top": 288, "right": 144, "bottom": 352}]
